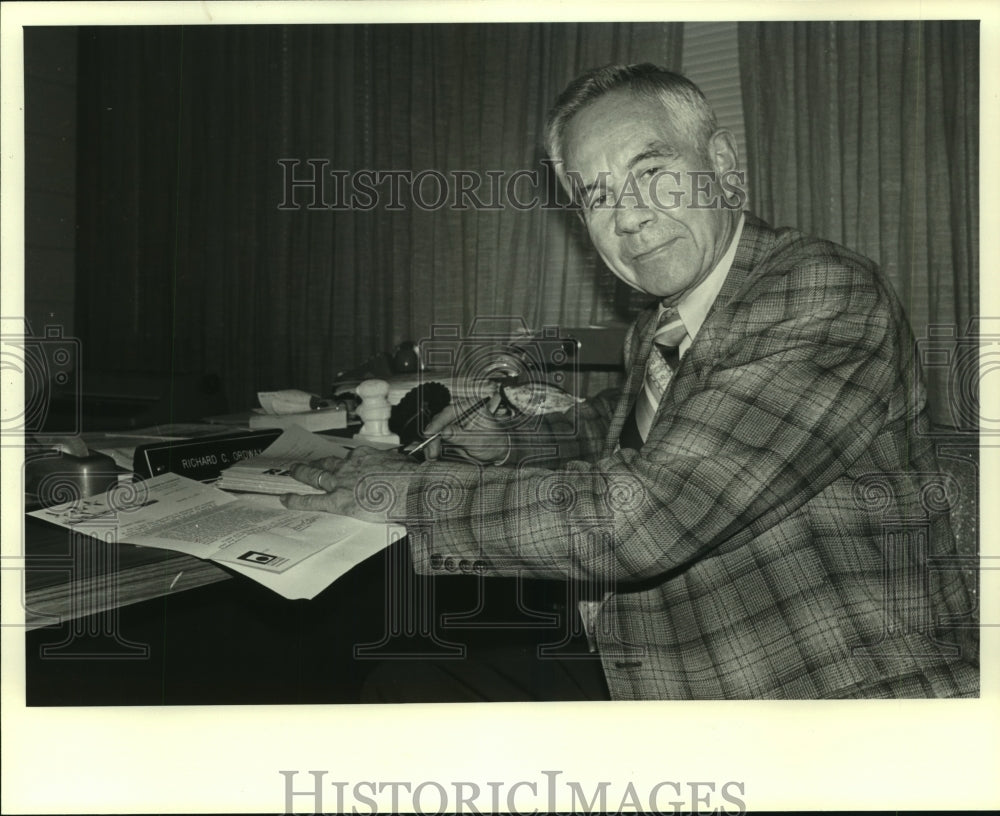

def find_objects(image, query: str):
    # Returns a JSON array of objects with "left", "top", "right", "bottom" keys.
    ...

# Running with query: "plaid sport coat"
[{"left": 404, "top": 214, "right": 978, "bottom": 699}]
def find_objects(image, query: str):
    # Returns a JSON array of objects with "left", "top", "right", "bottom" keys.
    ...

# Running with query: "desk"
[
  {"left": 24, "top": 515, "right": 232, "bottom": 632},
  {"left": 23, "top": 419, "right": 360, "bottom": 630},
  {"left": 24, "top": 515, "right": 580, "bottom": 705},
  {"left": 24, "top": 541, "right": 393, "bottom": 705},
  {"left": 21, "top": 422, "right": 589, "bottom": 704},
  {"left": 24, "top": 496, "right": 424, "bottom": 704}
]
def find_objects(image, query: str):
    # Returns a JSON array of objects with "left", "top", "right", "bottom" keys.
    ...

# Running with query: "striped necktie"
[{"left": 621, "top": 306, "right": 687, "bottom": 448}]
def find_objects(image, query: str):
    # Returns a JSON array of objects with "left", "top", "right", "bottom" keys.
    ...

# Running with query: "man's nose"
[{"left": 614, "top": 196, "right": 654, "bottom": 234}]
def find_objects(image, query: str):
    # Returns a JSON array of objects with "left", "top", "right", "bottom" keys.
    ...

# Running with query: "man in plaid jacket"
[{"left": 287, "top": 64, "right": 978, "bottom": 700}]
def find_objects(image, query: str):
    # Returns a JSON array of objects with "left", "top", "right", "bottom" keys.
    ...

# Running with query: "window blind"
[{"left": 682, "top": 21, "right": 748, "bottom": 186}]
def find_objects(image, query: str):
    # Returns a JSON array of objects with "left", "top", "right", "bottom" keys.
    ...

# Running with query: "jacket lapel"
[
  {"left": 606, "top": 214, "right": 779, "bottom": 448},
  {"left": 663, "top": 214, "right": 777, "bottom": 409}
]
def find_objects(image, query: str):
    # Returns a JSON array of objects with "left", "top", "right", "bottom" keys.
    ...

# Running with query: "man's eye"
[
  {"left": 639, "top": 166, "right": 661, "bottom": 180},
  {"left": 580, "top": 191, "right": 609, "bottom": 211}
]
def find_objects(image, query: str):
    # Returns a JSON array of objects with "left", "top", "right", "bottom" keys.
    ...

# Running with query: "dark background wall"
[
  {"left": 24, "top": 27, "right": 77, "bottom": 340},
  {"left": 25, "top": 23, "right": 683, "bottom": 417}
]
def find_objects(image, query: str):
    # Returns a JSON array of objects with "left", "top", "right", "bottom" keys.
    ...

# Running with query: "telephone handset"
[{"left": 24, "top": 436, "right": 120, "bottom": 508}]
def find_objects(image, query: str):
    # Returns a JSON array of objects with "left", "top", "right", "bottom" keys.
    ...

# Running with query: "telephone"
[{"left": 24, "top": 437, "right": 120, "bottom": 507}]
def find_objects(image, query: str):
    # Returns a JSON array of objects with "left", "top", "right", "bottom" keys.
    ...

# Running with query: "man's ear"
[{"left": 707, "top": 129, "right": 739, "bottom": 176}]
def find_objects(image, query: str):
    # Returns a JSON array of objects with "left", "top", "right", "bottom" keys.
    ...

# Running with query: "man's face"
[{"left": 561, "top": 91, "right": 739, "bottom": 302}]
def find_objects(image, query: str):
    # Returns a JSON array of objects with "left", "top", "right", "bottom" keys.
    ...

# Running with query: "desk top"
[
  {"left": 21, "top": 421, "right": 365, "bottom": 631},
  {"left": 23, "top": 516, "right": 231, "bottom": 630}
]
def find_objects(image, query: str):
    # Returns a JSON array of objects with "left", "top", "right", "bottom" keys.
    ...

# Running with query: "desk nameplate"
[{"left": 133, "top": 429, "right": 281, "bottom": 481}]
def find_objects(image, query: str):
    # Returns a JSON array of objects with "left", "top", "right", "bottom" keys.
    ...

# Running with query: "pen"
[{"left": 405, "top": 393, "right": 499, "bottom": 457}]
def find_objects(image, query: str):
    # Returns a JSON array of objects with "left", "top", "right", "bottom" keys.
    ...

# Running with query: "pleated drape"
[
  {"left": 75, "top": 24, "right": 681, "bottom": 408},
  {"left": 738, "top": 21, "right": 979, "bottom": 424}
]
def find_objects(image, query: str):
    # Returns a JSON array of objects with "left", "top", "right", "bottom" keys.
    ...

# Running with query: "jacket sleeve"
[
  {"left": 512, "top": 387, "right": 619, "bottom": 466},
  {"left": 405, "top": 258, "right": 902, "bottom": 583},
  {"left": 503, "top": 320, "right": 641, "bottom": 466}
]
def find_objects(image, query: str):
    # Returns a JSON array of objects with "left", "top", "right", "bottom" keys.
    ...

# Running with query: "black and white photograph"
[{"left": 2, "top": 1, "right": 997, "bottom": 813}]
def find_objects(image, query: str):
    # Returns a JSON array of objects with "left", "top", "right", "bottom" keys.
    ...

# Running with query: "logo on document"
[{"left": 238, "top": 550, "right": 278, "bottom": 565}]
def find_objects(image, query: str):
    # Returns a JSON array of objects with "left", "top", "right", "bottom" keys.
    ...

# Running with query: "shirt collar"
[{"left": 666, "top": 212, "right": 745, "bottom": 343}]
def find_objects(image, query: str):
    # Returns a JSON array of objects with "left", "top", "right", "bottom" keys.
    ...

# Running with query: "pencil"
[{"left": 405, "top": 393, "right": 496, "bottom": 457}]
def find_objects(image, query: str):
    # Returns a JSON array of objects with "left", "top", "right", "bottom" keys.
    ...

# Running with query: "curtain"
[
  {"left": 737, "top": 21, "right": 979, "bottom": 425},
  {"left": 75, "top": 24, "right": 682, "bottom": 409}
]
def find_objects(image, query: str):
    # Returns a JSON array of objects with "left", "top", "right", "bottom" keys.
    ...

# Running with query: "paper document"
[
  {"left": 228, "top": 493, "right": 404, "bottom": 598},
  {"left": 28, "top": 472, "right": 403, "bottom": 599},
  {"left": 215, "top": 425, "right": 357, "bottom": 495}
]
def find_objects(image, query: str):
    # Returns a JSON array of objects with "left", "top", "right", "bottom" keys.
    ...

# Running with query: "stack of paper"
[
  {"left": 215, "top": 458, "right": 326, "bottom": 495},
  {"left": 251, "top": 389, "right": 348, "bottom": 431},
  {"left": 215, "top": 425, "right": 356, "bottom": 495},
  {"left": 28, "top": 470, "right": 404, "bottom": 600},
  {"left": 248, "top": 406, "right": 347, "bottom": 431}
]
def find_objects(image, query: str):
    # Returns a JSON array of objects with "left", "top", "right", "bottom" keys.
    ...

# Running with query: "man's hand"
[
  {"left": 423, "top": 393, "right": 511, "bottom": 464},
  {"left": 280, "top": 446, "right": 415, "bottom": 522}
]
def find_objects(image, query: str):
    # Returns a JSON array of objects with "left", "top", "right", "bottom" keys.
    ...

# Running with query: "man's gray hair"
[{"left": 544, "top": 63, "right": 718, "bottom": 184}]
